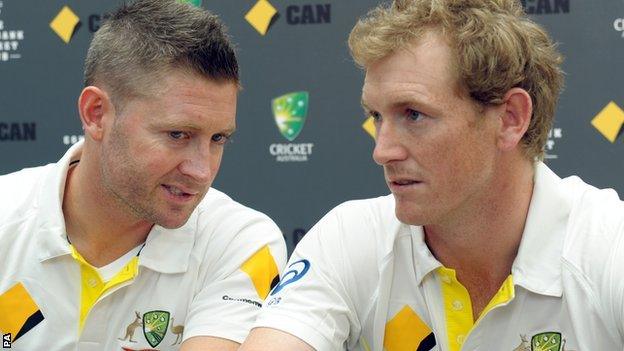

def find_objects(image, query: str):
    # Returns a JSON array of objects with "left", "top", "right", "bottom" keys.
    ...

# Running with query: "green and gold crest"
[
  {"left": 143, "top": 310, "right": 170, "bottom": 347},
  {"left": 272, "top": 91, "right": 309, "bottom": 142},
  {"left": 531, "top": 332, "right": 562, "bottom": 351}
]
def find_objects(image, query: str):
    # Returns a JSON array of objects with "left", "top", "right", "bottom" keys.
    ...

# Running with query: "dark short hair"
[{"left": 84, "top": 0, "right": 239, "bottom": 108}]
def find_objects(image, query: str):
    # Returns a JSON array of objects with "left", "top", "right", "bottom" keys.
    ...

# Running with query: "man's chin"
[
  {"left": 157, "top": 221, "right": 187, "bottom": 229},
  {"left": 394, "top": 201, "right": 427, "bottom": 226},
  {"left": 155, "top": 212, "right": 194, "bottom": 229}
]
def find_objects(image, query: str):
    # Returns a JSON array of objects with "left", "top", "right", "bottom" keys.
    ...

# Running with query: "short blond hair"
[{"left": 349, "top": 0, "right": 564, "bottom": 160}]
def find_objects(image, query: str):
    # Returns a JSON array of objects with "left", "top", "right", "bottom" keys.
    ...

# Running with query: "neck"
[
  {"left": 62, "top": 149, "right": 152, "bottom": 267},
  {"left": 424, "top": 155, "right": 534, "bottom": 284}
]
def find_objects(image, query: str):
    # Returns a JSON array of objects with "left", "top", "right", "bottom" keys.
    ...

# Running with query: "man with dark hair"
[
  {"left": 0, "top": 1, "right": 285, "bottom": 349},
  {"left": 241, "top": 0, "right": 624, "bottom": 350}
]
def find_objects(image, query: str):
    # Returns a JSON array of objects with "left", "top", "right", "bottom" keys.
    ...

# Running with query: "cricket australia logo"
[
  {"left": 269, "top": 91, "right": 314, "bottom": 162},
  {"left": 513, "top": 332, "right": 577, "bottom": 351},
  {"left": 272, "top": 91, "right": 308, "bottom": 141},
  {"left": 143, "top": 310, "right": 170, "bottom": 348}
]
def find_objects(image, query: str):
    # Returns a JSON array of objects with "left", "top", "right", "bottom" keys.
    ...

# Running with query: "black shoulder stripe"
[
  {"left": 13, "top": 310, "right": 44, "bottom": 342},
  {"left": 416, "top": 332, "right": 436, "bottom": 351}
]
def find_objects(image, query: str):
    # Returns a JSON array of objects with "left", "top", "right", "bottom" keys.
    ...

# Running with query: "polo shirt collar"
[
  {"left": 36, "top": 141, "right": 82, "bottom": 262},
  {"left": 410, "top": 225, "right": 442, "bottom": 285},
  {"left": 35, "top": 140, "right": 196, "bottom": 274},
  {"left": 139, "top": 210, "right": 197, "bottom": 274},
  {"left": 409, "top": 162, "right": 572, "bottom": 294},
  {"left": 511, "top": 162, "right": 572, "bottom": 297}
]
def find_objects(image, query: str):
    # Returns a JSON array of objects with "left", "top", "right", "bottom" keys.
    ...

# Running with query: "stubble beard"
[
  {"left": 101, "top": 160, "right": 198, "bottom": 229},
  {"left": 100, "top": 127, "right": 163, "bottom": 227},
  {"left": 100, "top": 156, "right": 159, "bottom": 225},
  {"left": 100, "top": 125, "right": 206, "bottom": 229}
]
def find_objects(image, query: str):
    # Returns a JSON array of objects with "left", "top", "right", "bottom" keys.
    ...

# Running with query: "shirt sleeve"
[
  {"left": 253, "top": 209, "right": 361, "bottom": 351},
  {"left": 577, "top": 190, "right": 624, "bottom": 342},
  {"left": 182, "top": 212, "right": 288, "bottom": 344}
]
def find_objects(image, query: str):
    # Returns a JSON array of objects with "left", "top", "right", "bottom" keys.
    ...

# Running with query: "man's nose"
[
  {"left": 372, "top": 121, "right": 408, "bottom": 165},
  {"left": 179, "top": 142, "right": 213, "bottom": 184}
]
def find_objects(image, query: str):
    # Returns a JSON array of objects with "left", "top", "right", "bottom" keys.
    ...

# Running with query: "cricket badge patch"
[
  {"left": 512, "top": 332, "right": 577, "bottom": 351},
  {"left": 142, "top": 311, "right": 170, "bottom": 348}
]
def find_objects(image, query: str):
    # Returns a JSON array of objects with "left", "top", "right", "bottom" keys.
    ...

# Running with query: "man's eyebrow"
[
  {"left": 153, "top": 121, "right": 202, "bottom": 131},
  {"left": 222, "top": 126, "right": 237, "bottom": 135},
  {"left": 389, "top": 100, "right": 416, "bottom": 109},
  {"left": 361, "top": 97, "right": 419, "bottom": 111},
  {"left": 152, "top": 121, "right": 237, "bottom": 135}
]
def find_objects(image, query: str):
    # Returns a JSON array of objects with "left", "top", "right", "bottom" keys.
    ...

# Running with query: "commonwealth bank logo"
[
  {"left": 50, "top": 1, "right": 201, "bottom": 44},
  {"left": 272, "top": 91, "right": 309, "bottom": 141},
  {"left": 245, "top": 1, "right": 332, "bottom": 35},
  {"left": 384, "top": 305, "right": 436, "bottom": 351},
  {"left": 50, "top": 6, "right": 80, "bottom": 43},
  {"left": 269, "top": 91, "right": 314, "bottom": 162},
  {"left": 0, "top": 283, "right": 44, "bottom": 344},
  {"left": 362, "top": 116, "right": 376, "bottom": 138},
  {"left": 591, "top": 101, "right": 624, "bottom": 143},
  {"left": 245, "top": 0, "right": 279, "bottom": 36}
]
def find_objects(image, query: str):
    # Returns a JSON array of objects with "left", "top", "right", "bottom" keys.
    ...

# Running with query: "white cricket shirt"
[
  {"left": 0, "top": 141, "right": 287, "bottom": 350},
  {"left": 255, "top": 163, "right": 624, "bottom": 351}
]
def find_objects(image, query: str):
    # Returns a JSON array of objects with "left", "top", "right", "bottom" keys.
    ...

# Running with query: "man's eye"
[
  {"left": 169, "top": 131, "right": 189, "bottom": 140},
  {"left": 370, "top": 111, "right": 381, "bottom": 121},
  {"left": 211, "top": 133, "right": 229, "bottom": 144},
  {"left": 407, "top": 109, "right": 423, "bottom": 121}
]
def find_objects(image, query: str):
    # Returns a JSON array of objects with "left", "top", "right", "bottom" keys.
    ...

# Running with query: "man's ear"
[
  {"left": 77, "top": 86, "right": 114, "bottom": 142},
  {"left": 496, "top": 87, "right": 532, "bottom": 152}
]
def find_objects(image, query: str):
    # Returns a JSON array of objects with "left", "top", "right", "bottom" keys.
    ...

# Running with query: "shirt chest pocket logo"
[
  {"left": 142, "top": 311, "right": 170, "bottom": 347},
  {"left": 513, "top": 332, "right": 578, "bottom": 351},
  {"left": 118, "top": 310, "right": 184, "bottom": 349}
]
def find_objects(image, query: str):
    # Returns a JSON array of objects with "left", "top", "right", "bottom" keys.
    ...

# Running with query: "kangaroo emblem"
[
  {"left": 513, "top": 334, "right": 578, "bottom": 351},
  {"left": 118, "top": 311, "right": 143, "bottom": 343},
  {"left": 170, "top": 318, "right": 184, "bottom": 345},
  {"left": 513, "top": 334, "right": 530, "bottom": 351}
]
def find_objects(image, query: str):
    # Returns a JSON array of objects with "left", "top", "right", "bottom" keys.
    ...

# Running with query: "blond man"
[{"left": 241, "top": 0, "right": 624, "bottom": 350}]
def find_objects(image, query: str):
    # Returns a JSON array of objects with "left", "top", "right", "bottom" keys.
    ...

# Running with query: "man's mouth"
[
  {"left": 162, "top": 184, "right": 198, "bottom": 198},
  {"left": 391, "top": 180, "right": 419, "bottom": 186},
  {"left": 387, "top": 177, "right": 424, "bottom": 192}
]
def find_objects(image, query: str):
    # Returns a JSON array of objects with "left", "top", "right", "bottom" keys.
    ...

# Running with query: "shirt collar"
[
  {"left": 36, "top": 141, "right": 83, "bottom": 262},
  {"left": 410, "top": 225, "right": 442, "bottom": 285},
  {"left": 409, "top": 162, "right": 573, "bottom": 294},
  {"left": 511, "top": 162, "right": 573, "bottom": 297},
  {"left": 36, "top": 140, "right": 196, "bottom": 274},
  {"left": 139, "top": 210, "right": 197, "bottom": 274}
]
